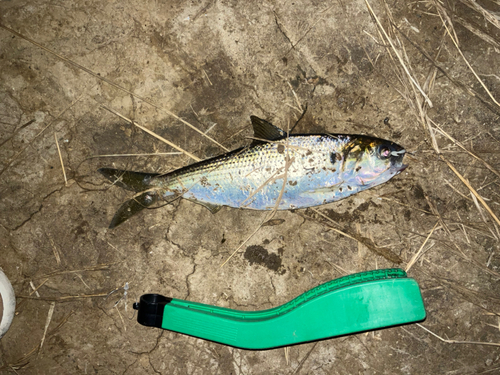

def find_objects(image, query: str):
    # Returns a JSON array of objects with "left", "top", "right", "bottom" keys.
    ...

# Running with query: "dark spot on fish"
[
  {"left": 306, "top": 150, "right": 312, "bottom": 156},
  {"left": 336, "top": 153, "right": 342, "bottom": 161},
  {"left": 266, "top": 167, "right": 271, "bottom": 172},
  {"left": 347, "top": 185, "right": 352, "bottom": 191},
  {"left": 244, "top": 245, "right": 286, "bottom": 274},
  {"left": 355, "top": 166, "right": 362, "bottom": 172},
  {"left": 330, "top": 153, "right": 337, "bottom": 164},
  {"left": 200, "top": 176, "right": 211, "bottom": 187},
  {"left": 288, "top": 180, "right": 297, "bottom": 186},
  {"left": 339, "top": 187, "right": 343, "bottom": 192},
  {"left": 221, "top": 233, "right": 226, "bottom": 244},
  {"left": 277, "top": 144, "right": 285, "bottom": 154},
  {"left": 308, "top": 158, "right": 314, "bottom": 163}
]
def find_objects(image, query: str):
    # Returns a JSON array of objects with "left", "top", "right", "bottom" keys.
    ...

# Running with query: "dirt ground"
[{"left": 1, "top": 0, "right": 500, "bottom": 374}]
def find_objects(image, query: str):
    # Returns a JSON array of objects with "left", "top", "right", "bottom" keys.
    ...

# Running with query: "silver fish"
[{"left": 99, "top": 116, "right": 407, "bottom": 228}]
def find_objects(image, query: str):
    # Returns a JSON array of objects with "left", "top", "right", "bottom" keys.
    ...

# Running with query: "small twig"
[
  {"left": 418, "top": 323, "right": 500, "bottom": 347},
  {"left": 202, "top": 69, "right": 213, "bottom": 85},
  {"left": 54, "top": 133, "right": 68, "bottom": 186},
  {"left": 287, "top": 81, "right": 303, "bottom": 111},
  {"left": 405, "top": 221, "right": 439, "bottom": 272},
  {"left": 48, "top": 235, "right": 62, "bottom": 266},
  {"left": 0, "top": 24, "right": 229, "bottom": 151},
  {"left": 441, "top": 156, "right": 500, "bottom": 228},
  {"left": 27, "top": 264, "right": 113, "bottom": 280},
  {"left": 434, "top": 2, "right": 500, "bottom": 108},
  {"left": 432, "top": 120, "right": 500, "bottom": 179},
  {"left": 88, "top": 152, "right": 182, "bottom": 158},
  {"left": 17, "top": 293, "right": 109, "bottom": 301},
  {"left": 115, "top": 305, "right": 127, "bottom": 332},
  {"left": 364, "top": 0, "right": 433, "bottom": 107},
  {"left": 29, "top": 281, "right": 41, "bottom": 298},
  {"left": 100, "top": 105, "right": 201, "bottom": 162},
  {"left": 38, "top": 302, "right": 56, "bottom": 355},
  {"left": 29, "top": 279, "right": 48, "bottom": 296}
]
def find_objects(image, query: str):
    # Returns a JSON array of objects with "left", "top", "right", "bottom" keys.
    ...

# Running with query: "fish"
[{"left": 99, "top": 116, "right": 407, "bottom": 228}]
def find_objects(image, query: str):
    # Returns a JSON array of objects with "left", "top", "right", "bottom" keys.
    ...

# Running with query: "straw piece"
[
  {"left": 405, "top": 221, "right": 439, "bottom": 272},
  {"left": 39, "top": 302, "right": 55, "bottom": 354},
  {"left": 0, "top": 24, "right": 228, "bottom": 151},
  {"left": 441, "top": 156, "right": 500, "bottom": 228},
  {"left": 418, "top": 323, "right": 500, "bottom": 347},
  {"left": 434, "top": 2, "right": 500, "bottom": 108},
  {"left": 101, "top": 105, "right": 201, "bottom": 162},
  {"left": 364, "top": 0, "right": 433, "bottom": 107},
  {"left": 54, "top": 133, "right": 67, "bottom": 186}
]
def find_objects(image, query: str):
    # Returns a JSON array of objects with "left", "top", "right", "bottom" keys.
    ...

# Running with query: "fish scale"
[{"left": 99, "top": 116, "right": 407, "bottom": 228}]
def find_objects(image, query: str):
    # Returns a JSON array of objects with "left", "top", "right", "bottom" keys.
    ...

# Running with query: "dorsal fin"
[{"left": 250, "top": 116, "right": 286, "bottom": 146}]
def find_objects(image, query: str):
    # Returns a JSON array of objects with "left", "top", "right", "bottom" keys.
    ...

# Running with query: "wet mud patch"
[{"left": 244, "top": 245, "right": 286, "bottom": 275}]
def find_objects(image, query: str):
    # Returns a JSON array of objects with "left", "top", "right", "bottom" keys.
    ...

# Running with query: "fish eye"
[{"left": 379, "top": 146, "right": 392, "bottom": 159}]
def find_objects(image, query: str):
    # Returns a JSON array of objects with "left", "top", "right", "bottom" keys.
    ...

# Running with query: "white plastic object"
[{"left": 0, "top": 268, "right": 16, "bottom": 339}]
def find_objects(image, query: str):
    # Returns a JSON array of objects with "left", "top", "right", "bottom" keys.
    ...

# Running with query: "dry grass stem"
[
  {"left": 115, "top": 305, "right": 127, "bottom": 332},
  {"left": 90, "top": 152, "right": 182, "bottom": 158},
  {"left": 0, "top": 88, "right": 86, "bottom": 178},
  {"left": 458, "top": 0, "right": 500, "bottom": 31},
  {"left": 287, "top": 81, "right": 303, "bottom": 110},
  {"left": 434, "top": 2, "right": 500, "bottom": 108},
  {"left": 202, "top": 69, "right": 213, "bottom": 85},
  {"left": 101, "top": 105, "right": 201, "bottom": 162},
  {"left": 28, "top": 264, "right": 112, "bottom": 280},
  {"left": 38, "top": 302, "right": 55, "bottom": 354},
  {"left": 454, "top": 15, "right": 500, "bottom": 49},
  {"left": 0, "top": 24, "right": 229, "bottom": 152},
  {"left": 418, "top": 323, "right": 500, "bottom": 347},
  {"left": 310, "top": 208, "right": 357, "bottom": 241},
  {"left": 0, "top": 311, "right": 74, "bottom": 371},
  {"left": 48, "top": 236, "right": 62, "bottom": 266},
  {"left": 364, "top": 0, "right": 433, "bottom": 107},
  {"left": 29, "top": 281, "right": 41, "bottom": 298},
  {"left": 29, "top": 279, "right": 48, "bottom": 296},
  {"left": 405, "top": 221, "right": 439, "bottom": 272},
  {"left": 444, "top": 179, "right": 473, "bottom": 201},
  {"left": 54, "top": 133, "right": 67, "bottom": 186},
  {"left": 309, "top": 208, "right": 402, "bottom": 263},
  {"left": 441, "top": 156, "right": 500, "bottom": 228},
  {"left": 432, "top": 120, "right": 500, "bottom": 178},
  {"left": 18, "top": 293, "right": 109, "bottom": 301}
]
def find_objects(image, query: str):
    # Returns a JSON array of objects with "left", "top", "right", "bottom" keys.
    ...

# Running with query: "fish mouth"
[{"left": 390, "top": 163, "right": 408, "bottom": 175}]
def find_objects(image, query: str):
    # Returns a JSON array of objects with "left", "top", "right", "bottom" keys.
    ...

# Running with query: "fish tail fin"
[{"left": 98, "top": 168, "right": 160, "bottom": 228}]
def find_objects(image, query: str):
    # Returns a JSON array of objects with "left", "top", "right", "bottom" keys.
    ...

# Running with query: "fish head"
[{"left": 340, "top": 136, "right": 407, "bottom": 188}]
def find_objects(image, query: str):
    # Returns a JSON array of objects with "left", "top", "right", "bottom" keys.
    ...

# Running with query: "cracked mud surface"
[{"left": 1, "top": 0, "right": 500, "bottom": 374}]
